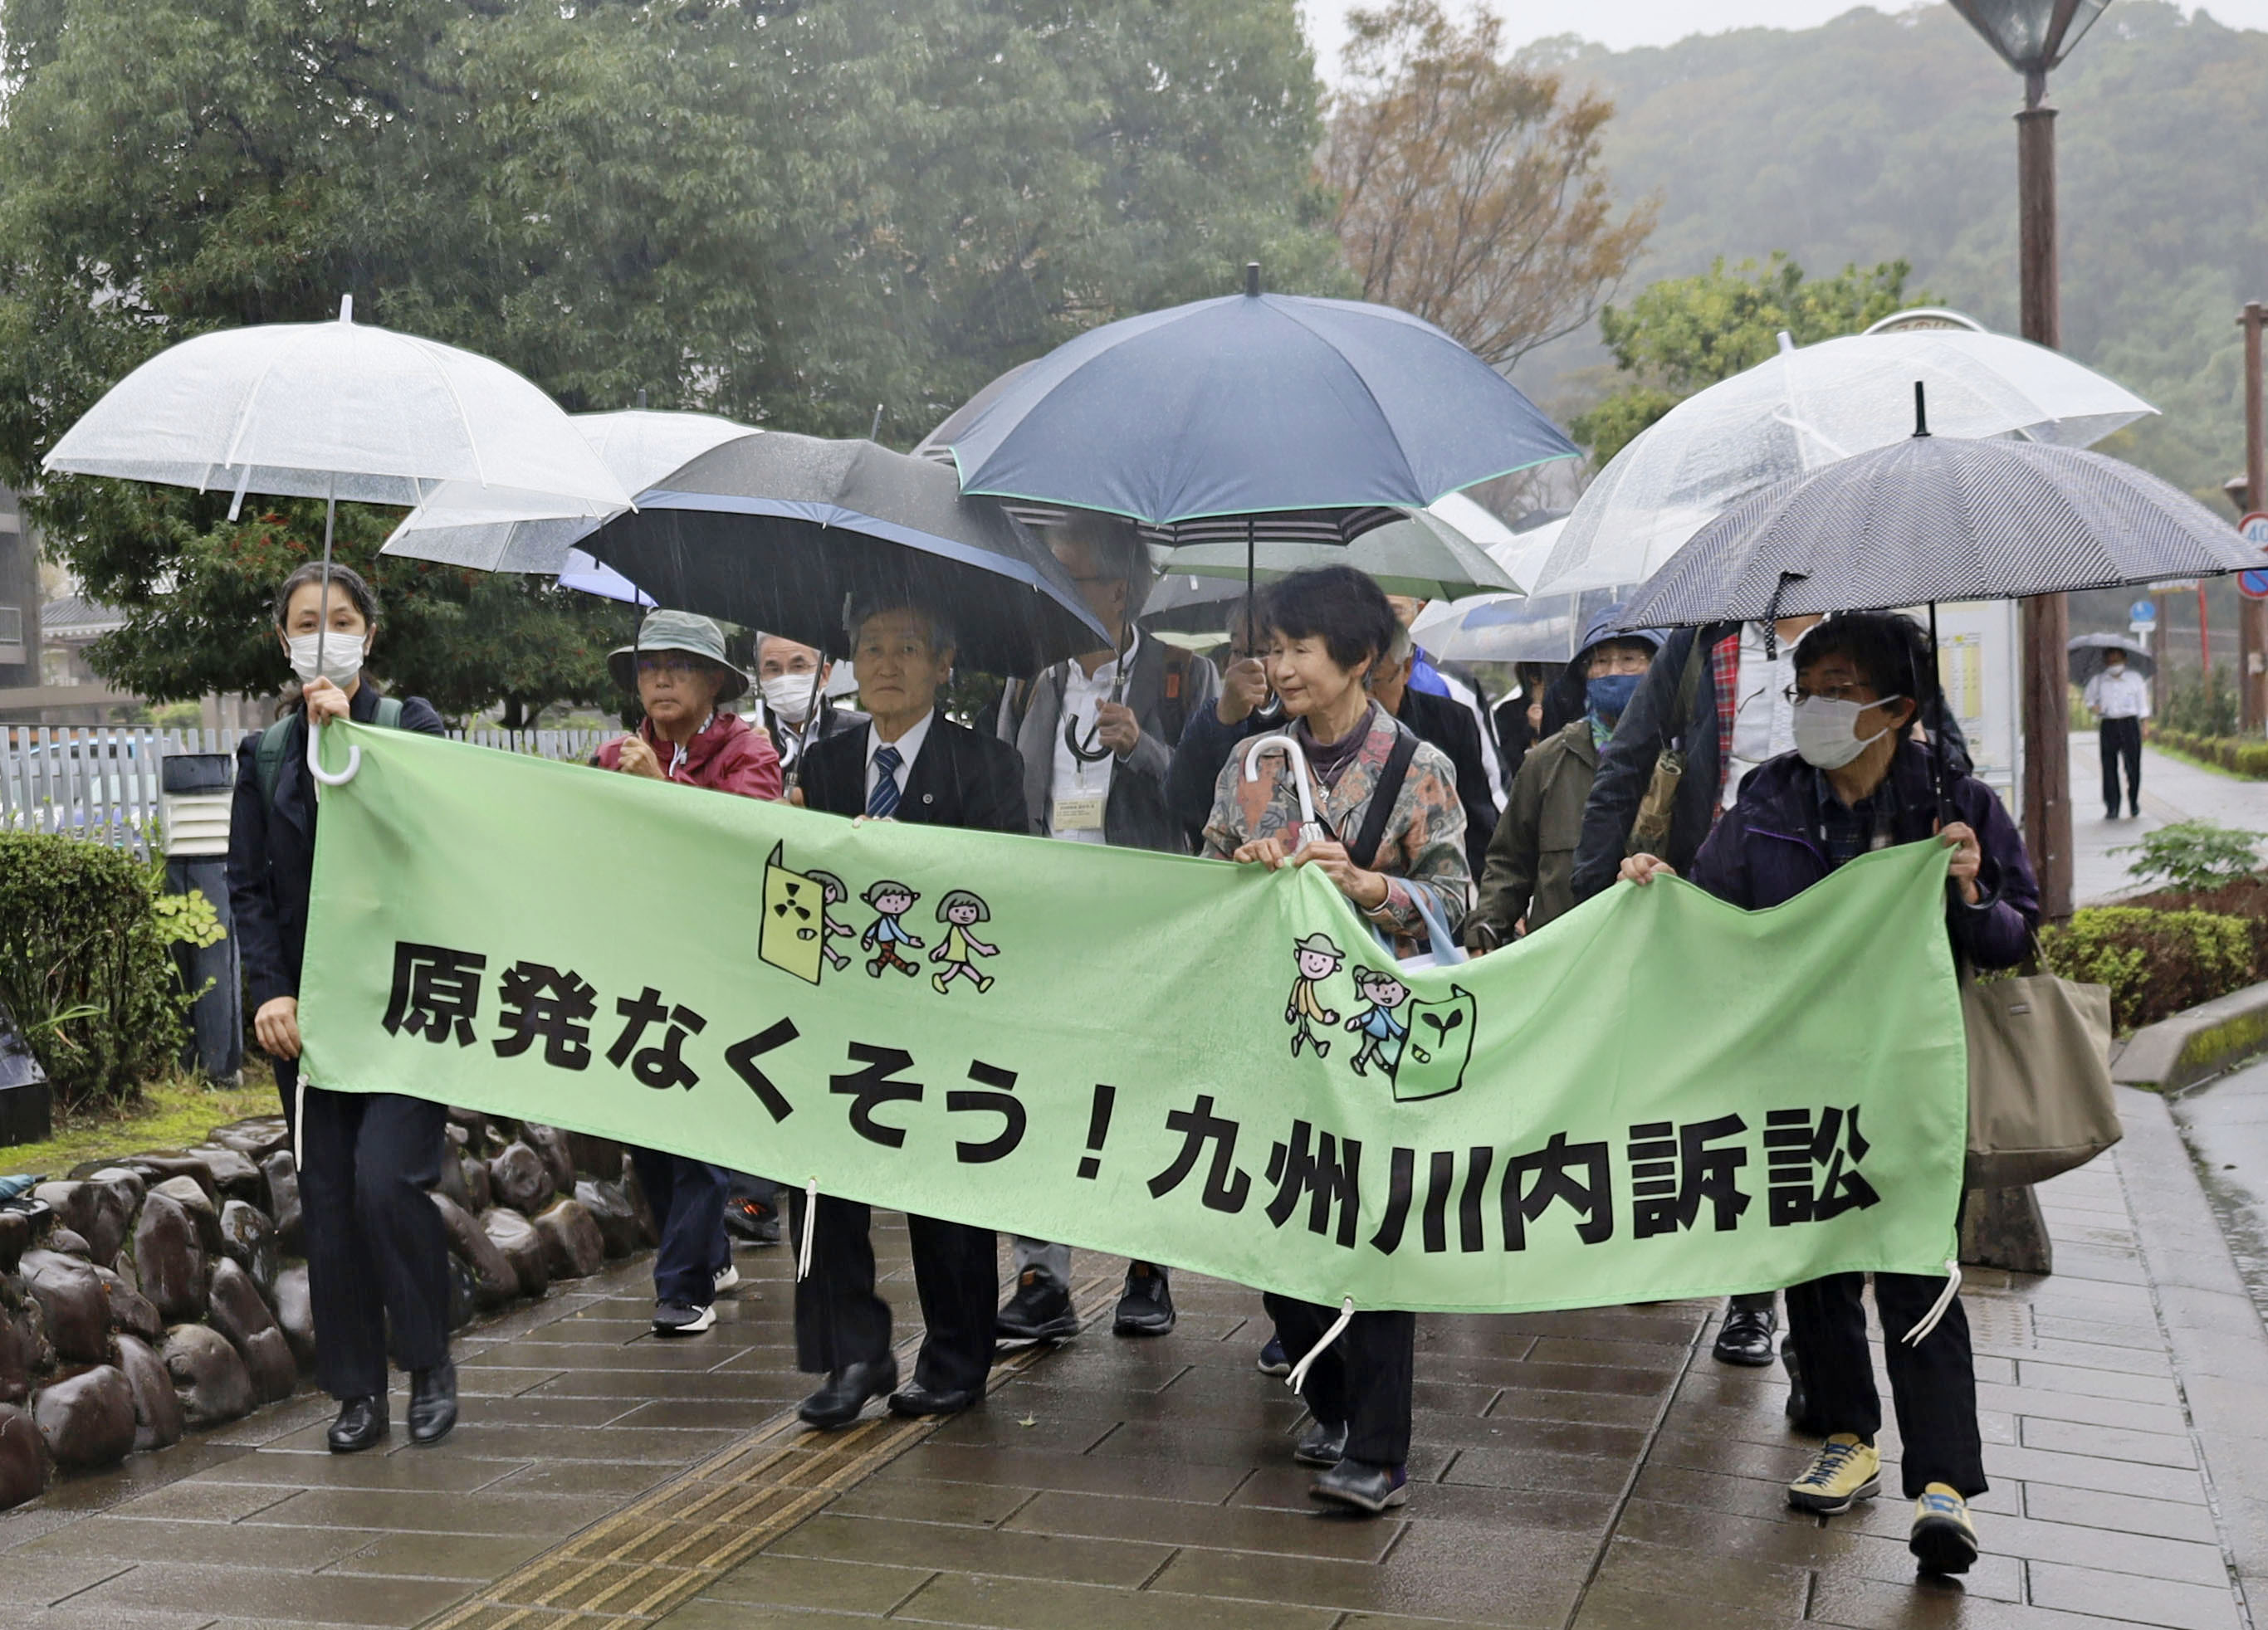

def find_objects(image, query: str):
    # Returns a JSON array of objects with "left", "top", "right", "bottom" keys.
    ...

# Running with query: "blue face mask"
[{"left": 1586, "top": 672, "right": 1642, "bottom": 722}]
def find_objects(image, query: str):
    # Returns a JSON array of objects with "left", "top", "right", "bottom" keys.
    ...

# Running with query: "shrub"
[
  {"left": 2114, "top": 820, "right": 2266, "bottom": 891},
  {"left": 2040, "top": 905, "right": 2256, "bottom": 1032},
  {"left": 2162, "top": 667, "right": 2241, "bottom": 738},
  {"left": 0, "top": 832, "right": 189, "bottom": 1112},
  {"left": 2149, "top": 726, "right": 2268, "bottom": 779}
]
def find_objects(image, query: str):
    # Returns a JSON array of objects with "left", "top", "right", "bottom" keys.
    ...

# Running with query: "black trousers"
[
  {"left": 787, "top": 1190, "right": 997, "bottom": 1396},
  {"left": 2099, "top": 716, "right": 2143, "bottom": 814},
  {"left": 279, "top": 1059, "right": 451, "bottom": 1401},
  {"left": 1264, "top": 1295, "right": 1415, "bottom": 1467},
  {"left": 630, "top": 1149, "right": 729, "bottom": 1307},
  {"left": 1783, "top": 1269, "right": 1985, "bottom": 1498}
]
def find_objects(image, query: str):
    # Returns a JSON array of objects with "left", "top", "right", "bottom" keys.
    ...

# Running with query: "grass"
[
  {"left": 1, "top": 1063, "right": 278, "bottom": 1180},
  {"left": 2149, "top": 739, "right": 2268, "bottom": 783}
]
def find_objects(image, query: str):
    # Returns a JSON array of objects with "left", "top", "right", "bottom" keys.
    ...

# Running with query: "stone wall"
[{"left": 0, "top": 1109, "right": 658, "bottom": 1510}]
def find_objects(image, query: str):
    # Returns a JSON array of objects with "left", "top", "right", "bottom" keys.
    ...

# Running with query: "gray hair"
[
  {"left": 1045, "top": 510, "right": 1154, "bottom": 618},
  {"left": 843, "top": 596, "right": 956, "bottom": 659},
  {"left": 1384, "top": 619, "right": 1415, "bottom": 665}
]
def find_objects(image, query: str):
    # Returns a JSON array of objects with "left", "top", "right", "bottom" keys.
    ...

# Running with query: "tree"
[
  {"left": 1571, "top": 253, "right": 1924, "bottom": 464},
  {"left": 1323, "top": 0, "right": 1655, "bottom": 369},
  {"left": 0, "top": 0, "right": 1342, "bottom": 712}
]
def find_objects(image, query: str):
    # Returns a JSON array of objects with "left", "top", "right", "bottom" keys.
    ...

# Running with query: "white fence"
[{"left": 0, "top": 725, "right": 611, "bottom": 860}]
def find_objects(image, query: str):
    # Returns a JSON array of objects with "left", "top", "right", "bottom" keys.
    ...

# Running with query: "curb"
[
  {"left": 2112, "top": 978, "right": 2268, "bottom": 1093},
  {"left": 2115, "top": 1086, "right": 2268, "bottom": 1622}
]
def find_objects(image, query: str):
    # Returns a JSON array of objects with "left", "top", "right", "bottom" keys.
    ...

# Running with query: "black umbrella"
[
  {"left": 1620, "top": 385, "right": 2261, "bottom": 628},
  {"left": 2068, "top": 632, "right": 2154, "bottom": 684},
  {"left": 578, "top": 432, "right": 1108, "bottom": 676}
]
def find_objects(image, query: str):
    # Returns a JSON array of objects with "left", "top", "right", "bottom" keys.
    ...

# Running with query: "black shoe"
[
  {"left": 1112, "top": 1263, "right": 1176, "bottom": 1337},
  {"left": 327, "top": 1395, "right": 389, "bottom": 1454},
  {"left": 1310, "top": 1458, "right": 1408, "bottom": 1515},
  {"left": 725, "top": 1196, "right": 782, "bottom": 1246},
  {"left": 888, "top": 1381, "right": 979, "bottom": 1418},
  {"left": 2129, "top": 802, "right": 2140, "bottom": 819},
  {"left": 2107, "top": 807, "right": 2121, "bottom": 821},
  {"left": 408, "top": 1359, "right": 457, "bottom": 1446},
  {"left": 995, "top": 1270, "right": 1078, "bottom": 1344},
  {"left": 1713, "top": 1303, "right": 1778, "bottom": 1367},
  {"left": 1293, "top": 1418, "right": 1348, "bottom": 1467},
  {"left": 798, "top": 1357, "right": 898, "bottom": 1429}
]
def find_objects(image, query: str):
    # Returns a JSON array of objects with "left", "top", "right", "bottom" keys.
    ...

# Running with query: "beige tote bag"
[{"left": 1960, "top": 953, "right": 2119, "bottom": 1189}]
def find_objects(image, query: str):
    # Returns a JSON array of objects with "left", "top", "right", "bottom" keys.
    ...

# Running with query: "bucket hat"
[
  {"left": 1576, "top": 605, "right": 1667, "bottom": 666},
  {"left": 608, "top": 609, "right": 750, "bottom": 702}
]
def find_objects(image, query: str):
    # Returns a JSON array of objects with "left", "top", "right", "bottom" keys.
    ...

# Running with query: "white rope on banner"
[
  {"left": 796, "top": 1178, "right": 819, "bottom": 1281},
  {"left": 1902, "top": 1258, "right": 1963, "bottom": 1345},
  {"left": 1285, "top": 1296, "right": 1356, "bottom": 1395}
]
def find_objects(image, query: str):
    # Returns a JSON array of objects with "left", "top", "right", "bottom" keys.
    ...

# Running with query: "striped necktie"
[{"left": 868, "top": 744, "right": 903, "bottom": 818}]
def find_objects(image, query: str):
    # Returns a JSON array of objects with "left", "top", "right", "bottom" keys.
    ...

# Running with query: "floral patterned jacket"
[{"left": 1202, "top": 703, "right": 1471, "bottom": 956}]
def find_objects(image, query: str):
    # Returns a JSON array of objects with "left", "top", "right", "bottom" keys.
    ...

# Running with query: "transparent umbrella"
[
  {"left": 44, "top": 297, "right": 628, "bottom": 784},
  {"left": 1160, "top": 507, "right": 1518, "bottom": 603},
  {"left": 1531, "top": 327, "right": 2156, "bottom": 597}
]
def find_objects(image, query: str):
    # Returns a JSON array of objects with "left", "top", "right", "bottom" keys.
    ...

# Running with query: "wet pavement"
[
  {"left": 2174, "top": 1058, "right": 2268, "bottom": 1329},
  {"left": 4, "top": 1115, "right": 2266, "bottom": 1630}
]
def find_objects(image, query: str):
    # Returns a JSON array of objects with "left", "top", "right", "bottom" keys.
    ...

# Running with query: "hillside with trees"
[{"left": 1525, "top": 1, "right": 2268, "bottom": 508}]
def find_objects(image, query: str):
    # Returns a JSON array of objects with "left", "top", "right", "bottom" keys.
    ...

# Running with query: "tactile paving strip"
[{"left": 420, "top": 1272, "right": 1116, "bottom": 1629}]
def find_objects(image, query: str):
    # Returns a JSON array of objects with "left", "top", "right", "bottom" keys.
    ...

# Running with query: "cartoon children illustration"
[
  {"left": 1343, "top": 966, "right": 1413, "bottom": 1078},
  {"left": 929, "top": 889, "right": 1000, "bottom": 995},
  {"left": 1285, "top": 933, "right": 1345, "bottom": 1059},
  {"left": 807, "top": 869, "right": 856, "bottom": 973},
  {"left": 860, "top": 880, "right": 924, "bottom": 978}
]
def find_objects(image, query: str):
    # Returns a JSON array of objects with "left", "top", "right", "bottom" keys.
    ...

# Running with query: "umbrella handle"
[
  {"left": 307, "top": 717, "right": 362, "bottom": 788},
  {"left": 1244, "top": 733, "right": 1327, "bottom": 849}
]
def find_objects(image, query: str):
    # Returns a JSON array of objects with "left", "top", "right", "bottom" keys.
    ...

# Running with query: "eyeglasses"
[
  {"left": 1783, "top": 682, "right": 1879, "bottom": 705},
  {"left": 635, "top": 653, "right": 705, "bottom": 676}
]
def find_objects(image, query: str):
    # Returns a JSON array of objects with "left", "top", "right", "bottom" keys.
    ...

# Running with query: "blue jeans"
[{"left": 630, "top": 1148, "right": 730, "bottom": 1306}]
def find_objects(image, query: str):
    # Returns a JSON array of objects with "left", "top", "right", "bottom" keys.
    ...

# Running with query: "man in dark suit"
[
  {"left": 1368, "top": 622, "right": 1498, "bottom": 876},
  {"left": 790, "top": 597, "right": 1028, "bottom": 1427}
]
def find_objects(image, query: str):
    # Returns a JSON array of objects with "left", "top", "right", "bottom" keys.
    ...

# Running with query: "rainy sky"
[{"left": 1300, "top": 0, "right": 2268, "bottom": 75}]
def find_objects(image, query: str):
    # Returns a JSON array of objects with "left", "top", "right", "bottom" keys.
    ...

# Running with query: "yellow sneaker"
[
  {"left": 1787, "top": 1432, "right": 1881, "bottom": 1514},
  {"left": 1909, "top": 1482, "right": 1978, "bottom": 1574}
]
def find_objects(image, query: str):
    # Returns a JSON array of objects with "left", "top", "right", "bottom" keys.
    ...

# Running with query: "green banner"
[{"left": 300, "top": 723, "right": 1967, "bottom": 1314}]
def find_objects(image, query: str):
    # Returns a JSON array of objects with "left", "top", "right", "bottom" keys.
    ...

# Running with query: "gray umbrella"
[
  {"left": 2068, "top": 632, "right": 2155, "bottom": 684},
  {"left": 1620, "top": 393, "right": 2260, "bottom": 628},
  {"left": 576, "top": 432, "right": 1107, "bottom": 676}
]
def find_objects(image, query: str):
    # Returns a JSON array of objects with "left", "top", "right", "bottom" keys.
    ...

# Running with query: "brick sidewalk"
[{"left": 2, "top": 1125, "right": 2261, "bottom": 1630}]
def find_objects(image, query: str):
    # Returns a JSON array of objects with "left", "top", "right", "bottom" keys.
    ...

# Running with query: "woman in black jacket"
[{"left": 225, "top": 563, "right": 457, "bottom": 1454}]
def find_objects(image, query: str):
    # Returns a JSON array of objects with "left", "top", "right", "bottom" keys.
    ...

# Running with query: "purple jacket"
[{"left": 1689, "top": 741, "right": 2039, "bottom": 969}]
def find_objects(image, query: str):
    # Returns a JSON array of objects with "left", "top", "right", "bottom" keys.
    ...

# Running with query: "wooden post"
[{"left": 2241, "top": 301, "right": 2266, "bottom": 734}]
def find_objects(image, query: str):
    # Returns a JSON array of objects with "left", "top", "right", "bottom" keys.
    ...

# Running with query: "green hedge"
[
  {"left": 2040, "top": 905, "right": 2261, "bottom": 1032},
  {"left": 0, "top": 833, "right": 188, "bottom": 1113},
  {"left": 2151, "top": 726, "right": 2268, "bottom": 779}
]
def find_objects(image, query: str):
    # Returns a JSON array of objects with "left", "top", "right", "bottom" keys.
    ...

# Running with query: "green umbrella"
[{"left": 1159, "top": 508, "right": 1519, "bottom": 603}]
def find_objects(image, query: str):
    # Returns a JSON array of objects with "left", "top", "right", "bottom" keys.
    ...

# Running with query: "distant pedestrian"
[
  {"left": 227, "top": 563, "right": 456, "bottom": 1454},
  {"left": 1622, "top": 611, "right": 2039, "bottom": 1577},
  {"left": 595, "top": 610, "right": 780, "bottom": 1336},
  {"left": 2084, "top": 647, "right": 2149, "bottom": 820}
]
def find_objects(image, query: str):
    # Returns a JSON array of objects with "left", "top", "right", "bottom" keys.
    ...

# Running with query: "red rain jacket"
[{"left": 594, "top": 711, "right": 782, "bottom": 802}]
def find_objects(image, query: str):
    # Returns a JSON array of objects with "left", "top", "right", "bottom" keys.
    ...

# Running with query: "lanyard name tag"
[{"left": 1053, "top": 793, "right": 1107, "bottom": 832}]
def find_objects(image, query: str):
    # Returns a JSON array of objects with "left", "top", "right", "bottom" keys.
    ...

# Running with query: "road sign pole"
[{"left": 2242, "top": 301, "right": 2266, "bottom": 733}]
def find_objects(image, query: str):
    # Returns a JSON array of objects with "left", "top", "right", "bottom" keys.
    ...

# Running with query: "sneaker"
[
  {"left": 725, "top": 1196, "right": 781, "bottom": 1246},
  {"left": 995, "top": 1271, "right": 1078, "bottom": 1344},
  {"left": 713, "top": 1263, "right": 741, "bottom": 1296},
  {"left": 1787, "top": 1433, "right": 1881, "bottom": 1515},
  {"left": 1909, "top": 1483, "right": 1979, "bottom": 1574},
  {"left": 1111, "top": 1263, "right": 1176, "bottom": 1337},
  {"left": 1256, "top": 1335, "right": 1291, "bottom": 1377},
  {"left": 653, "top": 1301, "right": 716, "bottom": 1336}
]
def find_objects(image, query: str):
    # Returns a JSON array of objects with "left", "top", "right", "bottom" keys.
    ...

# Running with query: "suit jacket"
[
  {"left": 799, "top": 707, "right": 1029, "bottom": 835},
  {"left": 1000, "top": 637, "right": 1219, "bottom": 852},
  {"left": 227, "top": 684, "right": 447, "bottom": 1010},
  {"left": 1394, "top": 684, "right": 1498, "bottom": 876}
]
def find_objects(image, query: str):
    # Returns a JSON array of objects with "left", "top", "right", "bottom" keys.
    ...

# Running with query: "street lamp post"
[
  {"left": 1950, "top": 0, "right": 2110, "bottom": 1281},
  {"left": 1951, "top": 0, "right": 2111, "bottom": 925}
]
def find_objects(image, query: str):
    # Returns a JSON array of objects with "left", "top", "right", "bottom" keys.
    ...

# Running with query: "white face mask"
[
  {"left": 760, "top": 671, "right": 822, "bottom": 725},
  {"left": 285, "top": 632, "right": 364, "bottom": 687},
  {"left": 1792, "top": 692, "right": 1903, "bottom": 770}
]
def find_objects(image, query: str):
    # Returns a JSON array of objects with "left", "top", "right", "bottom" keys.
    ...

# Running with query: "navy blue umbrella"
[{"left": 944, "top": 268, "right": 1578, "bottom": 530}]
